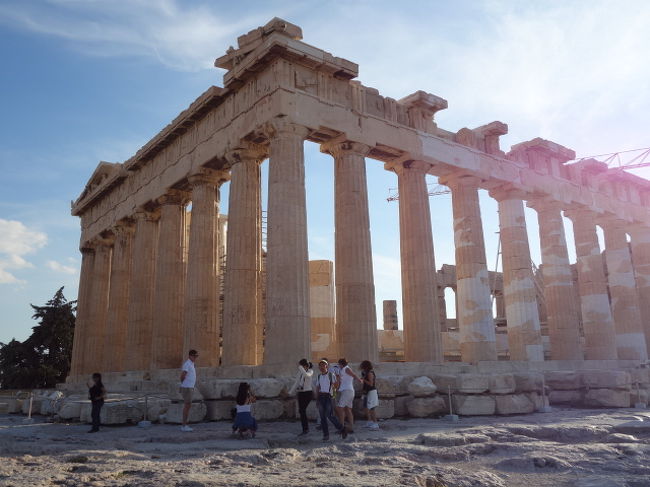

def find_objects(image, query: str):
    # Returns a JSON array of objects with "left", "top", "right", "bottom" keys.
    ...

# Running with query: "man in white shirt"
[{"left": 180, "top": 349, "right": 198, "bottom": 432}]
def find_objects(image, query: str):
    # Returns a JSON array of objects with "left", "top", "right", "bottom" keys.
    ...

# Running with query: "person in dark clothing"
[
  {"left": 88, "top": 373, "right": 106, "bottom": 433},
  {"left": 289, "top": 358, "right": 314, "bottom": 436}
]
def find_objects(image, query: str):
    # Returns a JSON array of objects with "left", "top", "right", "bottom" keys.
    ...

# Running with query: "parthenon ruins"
[{"left": 68, "top": 17, "right": 650, "bottom": 389}]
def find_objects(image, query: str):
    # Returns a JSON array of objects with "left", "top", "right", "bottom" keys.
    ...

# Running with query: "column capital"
[
  {"left": 487, "top": 183, "right": 526, "bottom": 202},
  {"left": 320, "top": 138, "right": 371, "bottom": 158},
  {"left": 112, "top": 218, "right": 136, "bottom": 237},
  {"left": 386, "top": 159, "right": 430, "bottom": 176},
  {"left": 156, "top": 189, "right": 190, "bottom": 207},
  {"left": 259, "top": 119, "right": 310, "bottom": 141},
  {"left": 597, "top": 214, "right": 629, "bottom": 231},
  {"left": 133, "top": 207, "right": 161, "bottom": 223},
  {"left": 628, "top": 222, "right": 650, "bottom": 238},
  {"left": 223, "top": 143, "right": 267, "bottom": 167},
  {"left": 439, "top": 173, "right": 482, "bottom": 190},
  {"left": 91, "top": 233, "right": 115, "bottom": 248},
  {"left": 526, "top": 197, "right": 564, "bottom": 214},
  {"left": 563, "top": 206, "right": 597, "bottom": 223},
  {"left": 187, "top": 167, "right": 229, "bottom": 188},
  {"left": 80, "top": 242, "right": 96, "bottom": 253}
]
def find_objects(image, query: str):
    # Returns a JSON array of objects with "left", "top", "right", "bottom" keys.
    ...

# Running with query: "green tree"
[{"left": 0, "top": 287, "right": 76, "bottom": 389}]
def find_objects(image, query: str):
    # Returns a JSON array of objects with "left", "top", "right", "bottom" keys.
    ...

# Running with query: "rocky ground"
[{"left": 2, "top": 407, "right": 650, "bottom": 487}]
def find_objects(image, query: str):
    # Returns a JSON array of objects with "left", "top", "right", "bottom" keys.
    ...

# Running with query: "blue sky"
[{"left": 1, "top": 0, "right": 649, "bottom": 343}]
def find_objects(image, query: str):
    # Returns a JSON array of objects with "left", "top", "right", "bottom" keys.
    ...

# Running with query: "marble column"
[
  {"left": 528, "top": 200, "right": 582, "bottom": 360},
  {"left": 395, "top": 161, "right": 442, "bottom": 362},
  {"left": 601, "top": 218, "right": 648, "bottom": 360},
  {"left": 124, "top": 209, "right": 159, "bottom": 371},
  {"left": 151, "top": 191, "right": 188, "bottom": 369},
  {"left": 490, "top": 191, "right": 543, "bottom": 361},
  {"left": 70, "top": 245, "right": 95, "bottom": 377},
  {"left": 323, "top": 140, "right": 378, "bottom": 362},
  {"left": 564, "top": 209, "right": 618, "bottom": 360},
  {"left": 264, "top": 122, "right": 312, "bottom": 364},
  {"left": 84, "top": 236, "right": 113, "bottom": 373},
  {"left": 442, "top": 175, "right": 496, "bottom": 362},
  {"left": 222, "top": 148, "right": 264, "bottom": 366},
  {"left": 184, "top": 169, "right": 227, "bottom": 367},
  {"left": 103, "top": 220, "right": 135, "bottom": 372},
  {"left": 629, "top": 224, "right": 650, "bottom": 355}
]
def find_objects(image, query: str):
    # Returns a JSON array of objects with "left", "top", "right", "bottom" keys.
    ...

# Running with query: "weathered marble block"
[
  {"left": 407, "top": 396, "right": 447, "bottom": 417},
  {"left": 457, "top": 374, "right": 489, "bottom": 394},
  {"left": 545, "top": 371, "right": 582, "bottom": 390},
  {"left": 452, "top": 394, "right": 496, "bottom": 415},
  {"left": 408, "top": 376, "right": 437, "bottom": 397},
  {"left": 495, "top": 394, "right": 535, "bottom": 415},
  {"left": 251, "top": 400, "right": 283, "bottom": 420},
  {"left": 581, "top": 370, "right": 631, "bottom": 390},
  {"left": 489, "top": 374, "right": 516, "bottom": 394},
  {"left": 548, "top": 390, "right": 582, "bottom": 406},
  {"left": 584, "top": 389, "right": 631, "bottom": 408},
  {"left": 164, "top": 402, "right": 206, "bottom": 424}
]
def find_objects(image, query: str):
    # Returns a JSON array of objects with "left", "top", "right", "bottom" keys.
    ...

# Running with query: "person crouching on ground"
[
  {"left": 336, "top": 358, "right": 362, "bottom": 433},
  {"left": 289, "top": 358, "right": 314, "bottom": 436},
  {"left": 315, "top": 359, "right": 347, "bottom": 441},
  {"left": 232, "top": 382, "right": 257, "bottom": 439},
  {"left": 88, "top": 372, "right": 106, "bottom": 433},
  {"left": 180, "top": 349, "right": 198, "bottom": 432},
  {"left": 360, "top": 360, "right": 379, "bottom": 430}
]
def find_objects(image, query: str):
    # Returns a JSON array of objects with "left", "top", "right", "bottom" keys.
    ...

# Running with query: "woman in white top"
[
  {"left": 289, "top": 358, "right": 314, "bottom": 435},
  {"left": 335, "top": 358, "right": 362, "bottom": 432},
  {"left": 232, "top": 382, "right": 257, "bottom": 438}
]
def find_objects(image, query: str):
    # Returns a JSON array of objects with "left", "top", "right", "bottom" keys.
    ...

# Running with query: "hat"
[{"left": 318, "top": 359, "right": 329, "bottom": 365}]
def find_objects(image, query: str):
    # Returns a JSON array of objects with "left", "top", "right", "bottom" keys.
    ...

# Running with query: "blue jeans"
[{"left": 317, "top": 393, "right": 343, "bottom": 437}]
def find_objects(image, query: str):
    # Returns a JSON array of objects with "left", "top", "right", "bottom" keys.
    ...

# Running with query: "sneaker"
[
  {"left": 368, "top": 423, "right": 380, "bottom": 430},
  {"left": 180, "top": 425, "right": 193, "bottom": 432},
  {"left": 322, "top": 435, "right": 330, "bottom": 442},
  {"left": 340, "top": 427, "right": 348, "bottom": 440}
]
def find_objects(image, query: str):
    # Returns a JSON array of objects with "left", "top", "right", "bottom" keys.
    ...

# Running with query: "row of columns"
[{"left": 71, "top": 123, "right": 650, "bottom": 375}]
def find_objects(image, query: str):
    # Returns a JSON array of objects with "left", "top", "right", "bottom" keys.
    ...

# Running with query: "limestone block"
[
  {"left": 407, "top": 376, "right": 437, "bottom": 397},
  {"left": 393, "top": 395, "right": 412, "bottom": 417},
  {"left": 628, "top": 368, "right": 650, "bottom": 386},
  {"left": 197, "top": 379, "right": 241, "bottom": 400},
  {"left": 630, "top": 387, "right": 649, "bottom": 405},
  {"left": 431, "top": 374, "right": 458, "bottom": 393},
  {"left": 525, "top": 392, "right": 549, "bottom": 411},
  {"left": 407, "top": 396, "right": 447, "bottom": 417},
  {"left": 146, "top": 398, "right": 171, "bottom": 422},
  {"left": 376, "top": 399, "right": 395, "bottom": 419},
  {"left": 169, "top": 386, "right": 204, "bottom": 403},
  {"left": 40, "top": 392, "right": 64, "bottom": 415},
  {"left": 80, "top": 400, "right": 144, "bottom": 424},
  {"left": 584, "top": 389, "right": 631, "bottom": 408},
  {"left": 457, "top": 374, "right": 489, "bottom": 394},
  {"left": 21, "top": 399, "right": 43, "bottom": 415},
  {"left": 581, "top": 370, "right": 631, "bottom": 390},
  {"left": 305, "top": 399, "right": 319, "bottom": 421},
  {"left": 376, "top": 375, "right": 411, "bottom": 397},
  {"left": 513, "top": 372, "right": 544, "bottom": 392},
  {"left": 489, "top": 374, "right": 516, "bottom": 394},
  {"left": 249, "top": 378, "right": 285, "bottom": 398},
  {"left": 5, "top": 398, "right": 23, "bottom": 413},
  {"left": 251, "top": 400, "right": 283, "bottom": 420},
  {"left": 452, "top": 394, "right": 496, "bottom": 416},
  {"left": 283, "top": 399, "right": 296, "bottom": 419},
  {"left": 495, "top": 394, "right": 535, "bottom": 415},
  {"left": 545, "top": 371, "right": 582, "bottom": 390},
  {"left": 58, "top": 401, "right": 83, "bottom": 420},
  {"left": 164, "top": 402, "right": 206, "bottom": 424},
  {"left": 548, "top": 390, "right": 582, "bottom": 406},
  {"left": 205, "top": 400, "right": 235, "bottom": 421},
  {"left": 0, "top": 403, "right": 8, "bottom": 414}
]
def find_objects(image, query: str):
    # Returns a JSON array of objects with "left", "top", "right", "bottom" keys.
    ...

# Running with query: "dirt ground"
[{"left": 1, "top": 407, "right": 650, "bottom": 487}]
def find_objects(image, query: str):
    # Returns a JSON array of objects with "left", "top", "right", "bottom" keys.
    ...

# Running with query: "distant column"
[
  {"left": 70, "top": 245, "right": 95, "bottom": 377},
  {"left": 383, "top": 300, "right": 398, "bottom": 331},
  {"left": 104, "top": 220, "right": 135, "bottom": 372},
  {"left": 323, "top": 140, "right": 378, "bottom": 362},
  {"left": 124, "top": 209, "right": 159, "bottom": 371},
  {"left": 442, "top": 174, "right": 496, "bottom": 363},
  {"left": 395, "top": 161, "right": 441, "bottom": 362},
  {"left": 564, "top": 209, "right": 617, "bottom": 360},
  {"left": 264, "top": 122, "right": 312, "bottom": 364},
  {"left": 629, "top": 224, "right": 650, "bottom": 356},
  {"left": 528, "top": 200, "right": 582, "bottom": 360},
  {"left": 152, "top": 191, "right": 188, "bottom": 369},
  {"left": 490, "top": 189, "right": 543, "bottom": 361},
  {"left": 601, "top": 218, "right": 648, "bottom": 360},
  {"left": 84, "top": 236, "right": 113, "bottom": 373},
  {"left": 222, "top": 147, "right": 264, "bottom": 366},
  {"left": 184, "top": 169, "right": 228, "bottom": 367}
]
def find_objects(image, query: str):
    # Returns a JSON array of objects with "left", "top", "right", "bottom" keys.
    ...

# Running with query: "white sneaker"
[
  {"left": 180, "top": 425, "right": 193, "bottom": 432},
  {"left": 368, "top": 423, "right": 380, "bottom": 430},
  {"left": 362, "top": 421, "right": 372, "bottom": 428}
]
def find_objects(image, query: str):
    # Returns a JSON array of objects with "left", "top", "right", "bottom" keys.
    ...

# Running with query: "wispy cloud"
[
  {"left": 0, "top": 219, "right": 47, "bottom": 284},
  {"left": 46, "top": 259, "right": 78, "bottom": 275},
  {"left": 0, "top": 0, "right": 284, "bottom": 71}
]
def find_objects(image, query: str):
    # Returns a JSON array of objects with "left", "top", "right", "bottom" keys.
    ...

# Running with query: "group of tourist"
[{"left": 87, "top": 349, "right": 379, "bottom": 441}]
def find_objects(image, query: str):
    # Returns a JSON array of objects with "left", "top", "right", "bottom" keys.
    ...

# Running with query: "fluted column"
[
  {"left": 184, "top": 168, "right": 227, "bottom": 367},
  {"left": 124, "top": 209, "right": 159, "bottom": 371},
  {"left": 601, "top": 218, "right": 648, "bottom": 360},
  {"left": 442, "top": 174, "right": 496, "bottom": 363},
  {"left": 70, "top": 245, "right": 95, "bottom": 377},
  {"left": 564, "top": 209, "right": 617, "bottom": 359},
  {"left": 152, "top": 191, "right": 188, "bottom": 369},
  {"left": 323, "top": 140, "right": 378, "bottom": 362},
  {"left": 629, "top": 224, "right": 650, "bottom": 355},
  {"left": 84, "top": 235, "right": 113, "bottom": 373},
  {"left": 394, "top": 161, "right": 441, "bottom": 362},
  {"left": 490, "top": 190, "right": 543, "bottom": 361},
  {"left": 222, "top": 147, "right": 264, "bottom": 366},
  {"left": 528, "top": 200, "right": 582, "bottom": 360},
  {"left": 103, "top": 220, "right": 135, "bottom": 371},
  {"left": 264, "top": 122, "right": 311, "bottom": 364}
]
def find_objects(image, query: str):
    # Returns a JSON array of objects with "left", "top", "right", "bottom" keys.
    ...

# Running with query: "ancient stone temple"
[{"left": 69, "top": 17, "right": 650, "bottom": 390}]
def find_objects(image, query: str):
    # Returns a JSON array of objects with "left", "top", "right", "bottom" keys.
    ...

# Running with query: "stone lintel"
[
  {"left": 474, "top": 121, "right": 508, "bottom": 137},
  {"left": 439, "top": 172, "right": 482, "bottom": 190},
  {"left": 156, "top": 189, "right": 190, "bottom": 207},
  {"left": 509, "top": 137, "right": 576, "bottom": 163},
  {"left": 187, "top": 167, "right": 230, "bottom": 187},
  {"left": 398, "top": 90, "right": 448, "bottom": 115},
  {"left": 133, "top": 207, "right": 161, "bottom": 223},
  {"left": 564, "top": 206, "right": 598, "bottom": 223}
]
